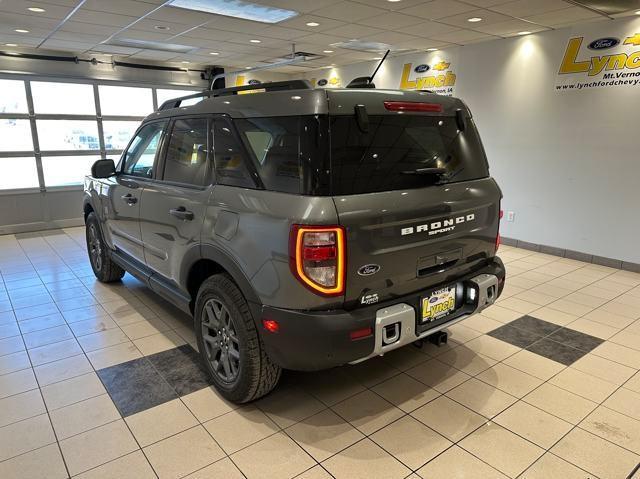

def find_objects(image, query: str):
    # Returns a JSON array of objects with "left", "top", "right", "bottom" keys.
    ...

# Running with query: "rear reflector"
[
  {"left": 290, "top": 225, "right": 346, "bottom": 296},
  {"left": 383, "top": 101, "right": 443, "bottom": 113},
  {"left": 262, "top": 319, "right": 279, "bottom": 333},
  {"left": 350, "top": 327, "right": 373, "bottom": 341}
]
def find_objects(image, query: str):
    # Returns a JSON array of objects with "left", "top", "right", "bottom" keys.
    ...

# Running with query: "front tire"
[
  {"left": 85, "top": 212, "right": 125, "bottom": 283},
  {"left": 195, "top": 274, "right": 281, "bottom": 403}
]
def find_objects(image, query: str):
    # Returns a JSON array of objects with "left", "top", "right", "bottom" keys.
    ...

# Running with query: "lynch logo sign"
[
  {"left": 401, "top": 214, "right": 475, "bottom": 237},
  {"left": 399, "top": 62, "right": 456, "bottom": 96},
  {"left": 556, "top": 34, "right": 640, "bottom": 92}
]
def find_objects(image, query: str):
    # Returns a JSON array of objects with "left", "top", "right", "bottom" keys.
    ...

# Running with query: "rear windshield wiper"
[{"left": 401, "top": 167, "right": 448, "bottom": 176}]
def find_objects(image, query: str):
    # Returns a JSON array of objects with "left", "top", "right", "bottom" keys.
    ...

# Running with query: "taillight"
[
  {"left": 290, "top": 225, "right": 346, "bottom": 296},
  {"left": 383, "top": 101, "right": 443, "bottom": 113},
  {"left": 496, "top": 209, "right": 503, "bottom": 252}
]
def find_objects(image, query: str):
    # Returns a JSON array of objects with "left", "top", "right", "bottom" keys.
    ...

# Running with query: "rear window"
[{"left": 329, "top": 115, "right": 489, "bottom": 195}]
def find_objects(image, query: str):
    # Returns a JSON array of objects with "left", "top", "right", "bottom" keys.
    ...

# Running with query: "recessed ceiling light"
[
  {"left": 323, "top": 50, "right": 334, "bottom": 53},
  {"left": 427, "top": 47, "right": 438, "bottom": 51},
  {"left": 467, "top": 17, "right": 482, "bottom": 22},
  {"left": 6, "top": 43, "right": 18, "bottom": 47},
  {"left": 517, "top": 31, "right": 531, "bottom": 35},
  {"left": 373, "top": 57, "right": 382, "bottom": 60},
  {"left": 388, "top": 0, "right": 402, "bottom": 2},
  {"left": 635, "top": 10, "right": 640, "bottom": 14},
  {"left": 182, "top": 61, "right": 190, "bottom": 63},
  {"left": 154, "top": 25, "right": 170, "bottom": 30},
  {"left": 167, "top": 0, "right": 298, "bottom": 24},
  {"left": 28, "top": 7, "right": 46, "bottom": 13},
  {"left": 249, "top": 39, "right": 261, "bottom": 43},
  {"left": 15, "top": 29, "right": 30, "bottom": 33},
  {"left": 209, "top": 51, "right": 219, "bottom": 55},
  {"left": 245, "top": 66, "right": 252, "bottom": 69},
  {"left": 306, "top": 22, "right": 320, "bottom": 27}
]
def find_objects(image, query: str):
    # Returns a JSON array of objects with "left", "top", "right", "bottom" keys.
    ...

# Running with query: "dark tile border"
[
  {"left": 502, "top": 236, "right": 639, "bottom": 273},
  {"left": 487, "top": 315, "right": 604, "bottom": 366}
]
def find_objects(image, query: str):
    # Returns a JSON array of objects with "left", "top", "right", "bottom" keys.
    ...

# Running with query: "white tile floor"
[{"left": 0, "top": 227, "right": 639, "bottom": 478}]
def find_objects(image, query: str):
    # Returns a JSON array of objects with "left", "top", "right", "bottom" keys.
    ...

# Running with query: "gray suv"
[{"left": 83, "top": 80, "right": 505, "bottom": 403}]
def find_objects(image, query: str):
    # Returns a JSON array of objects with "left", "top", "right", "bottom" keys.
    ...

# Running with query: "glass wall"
[{"left": 0, "top": 77, "right": 203, "bottom": 191}]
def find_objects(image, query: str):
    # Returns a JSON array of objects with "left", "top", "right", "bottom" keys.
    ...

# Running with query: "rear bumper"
[{"left": 260, "top": 257, "right": 505, "bottom": 371}]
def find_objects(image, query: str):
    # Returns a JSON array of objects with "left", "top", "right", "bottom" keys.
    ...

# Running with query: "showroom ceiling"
[{"left": 0, "top": 0, "right": 639, "bottom": 72}]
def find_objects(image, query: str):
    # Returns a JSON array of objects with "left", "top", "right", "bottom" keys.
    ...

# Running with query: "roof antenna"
[{"left": 346, "top": 49, "right": 390, "bottom": 89}]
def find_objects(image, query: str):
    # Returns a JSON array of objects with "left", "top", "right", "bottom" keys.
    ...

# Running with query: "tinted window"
[
  {"left": 163, "top": 118, "right": 209, "bottom": 186},
  {"left": 235, "top": 117, "right": 300, "bottom": 194},
  {"left": 330, "top": 115, "right": 489, "bottom": 195},
  {"left": 212, "top": 119, "right": 255, "bottom": 188},
  {"left": 122, "top": 122, "right": 167, "bottom": 177}
]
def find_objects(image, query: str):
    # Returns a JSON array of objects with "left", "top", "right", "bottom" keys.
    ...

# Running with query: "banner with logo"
[
  {"left": 556, "top": 24, "right": 640, "bottom": 92},
  {"left": 308, "top": 49, "right": 460, "bottom": 96}
]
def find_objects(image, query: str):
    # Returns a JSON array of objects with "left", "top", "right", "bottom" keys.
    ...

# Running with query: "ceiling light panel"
[{"left": 167, "top": 0, "right": 299, "bottom": 23}]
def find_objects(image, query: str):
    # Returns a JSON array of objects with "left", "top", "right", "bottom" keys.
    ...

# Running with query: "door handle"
[
  {"left": 121, "top": 194, "right": 137, "bottom": 205},
  {"left": 169, "top": 206, "right": 194, "bottom": 221}
]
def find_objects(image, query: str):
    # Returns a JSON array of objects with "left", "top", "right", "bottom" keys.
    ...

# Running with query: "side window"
[
  {"left": 212, "top": 119, "right": 255, "bottom": 188},
  {"left": 122, "top": 121, "right": 167, "bottom": 177},
  {"left": 163, "top": 118, "right": 209, "bottom": 186},
  {"left": 235, "top": 117, "right": 301, "bottom": 194}
]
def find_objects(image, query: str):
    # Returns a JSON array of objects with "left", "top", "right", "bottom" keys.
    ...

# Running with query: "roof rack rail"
[
  {"left": 158, "top": 91, "right": 211, "bottom": 111},
  {"left": 211, "top": 79, "right": 312, "bottom": 97},
  {"left": 157, "top": 79, "right": 312, "bottom": 111}
]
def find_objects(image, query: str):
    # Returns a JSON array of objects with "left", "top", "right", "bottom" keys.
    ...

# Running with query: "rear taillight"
[
  {"left": 383, "top": 101, "right": 443, "bottom": 113},
  {"left": 290, "top": 225, "right": 346, "bottom": 296},
  {"left": 496, "top": 209, "right": 503, "bottom": 252}
]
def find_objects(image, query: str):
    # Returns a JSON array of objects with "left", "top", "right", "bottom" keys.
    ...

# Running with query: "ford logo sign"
[
  {"left": 247, "top": 79, "right": 261, "bottom": 85},
  {"left": 588, "top": 38, "right": 619, "bottom": 50},
  {"left": 317, "top": 79, "right": 328, "bottom": 86},
  {"left": 357, "top": 264, "right": 380, "bottom": 276},
  {"left": 414, "top": 64, "right": 430, "bottom": 73}
]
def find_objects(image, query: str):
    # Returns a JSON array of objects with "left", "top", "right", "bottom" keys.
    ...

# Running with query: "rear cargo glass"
[{"left": 329, "top": 115, "right": 489, "bottom": 195}]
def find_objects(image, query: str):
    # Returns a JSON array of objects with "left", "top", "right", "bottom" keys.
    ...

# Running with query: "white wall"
[{"left": 304, "top": 16, "right": 640, "bottom": 263}]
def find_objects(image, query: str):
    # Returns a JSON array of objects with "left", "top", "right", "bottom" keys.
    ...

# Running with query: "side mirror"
[{"left": 91, "top": 159, "right": 116, "bottom": 178}]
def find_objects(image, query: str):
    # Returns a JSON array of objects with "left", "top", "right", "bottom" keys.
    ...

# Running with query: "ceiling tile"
[
  {"left": 309, "top": 1, "right": 388, "bottom": 21},
  {"left": 489, "top": 0, "right": 572, "bottom": 17},
  {"left": 59, "top": 21, "right": 120, "bottom": 36},
  {"left": 259, "top": 25, "right": 312, "bottom": 40},
  {"left": 438, "top": 9, "right": 515, "bottom": 28},
  {"left": 357, "top": 12, "right": 428, "bottom": 29},
  {"left": 473, "top": 19, "right": 549, "bottom": 36},
  {"left": 252, "top": 0, "right": 343, "bottom": 14},
  {"left": 392, "top": 38, "right": 453, "bottom": 51},
  {"left": 399, "top": 0, "right": 479, "bottom": 20},
  {"left": 523, "top": 6, "right": 601, "bottom": 26},
  {"left": 321, "top": 23, "right": 382, "bottom": 39},
  {"left": 40, "top": 39, "right": 98, "bottom": 53},
  {"left": 401, "top": 20, "right": 460, "bottom": 37},
  {"left": 0, "top": 1, "right": 74, "bottom": 21},
  {"left": 295, "top": 32, "right": 350, "bottom": 46},
  {"left": 350, "top": 0, "right": 428, "bottom": 11},
  {"left": 277, "top": 14, "right": 347, "bottom": 32},
  {"left": 82, "top": 0, "right": 159, "bottom": 17},
  {"left": 430, "top": 28, "right": 499, "bottom": 43},
  {"left": 73, "top": 9, "right": 138, "bottom": 28},
  {"left": 361, "top": 30, "right": 420, "bottom": 45}
]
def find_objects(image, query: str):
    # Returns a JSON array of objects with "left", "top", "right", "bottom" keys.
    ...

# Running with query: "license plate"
[{"left": 421, "top": 287, "right": 456, "bottom": 323}]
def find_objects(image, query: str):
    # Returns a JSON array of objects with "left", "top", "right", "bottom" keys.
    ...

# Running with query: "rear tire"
[
  {"left": 195, "top": 274, "right": 281, "bottom": 403},
  {"left": 85, "top": 212, "right": 125, "bottom": 283}
]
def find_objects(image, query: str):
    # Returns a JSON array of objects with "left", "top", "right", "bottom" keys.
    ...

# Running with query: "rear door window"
[
  {"left": 329, "top": 115, "right": 489, "bottom": 195},
  {"left": 162, "top": 118, "right": 209, "bottom": 187}
]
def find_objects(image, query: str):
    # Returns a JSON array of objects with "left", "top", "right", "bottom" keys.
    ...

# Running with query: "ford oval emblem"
[
  {"left": 358, "top": 264, "right": 380, "bottom": 276},
  {"left": 588, "top": 37, "right": 619, "bottom": 50},
  {"left": 247, "top": 79, "right": 261, "bottom": 85},
  {"left": 317, "top": 78, "right": 328, "bottom": 86},
  {"left": 414, "top": 64, "right": 430, "bottom": 73}
]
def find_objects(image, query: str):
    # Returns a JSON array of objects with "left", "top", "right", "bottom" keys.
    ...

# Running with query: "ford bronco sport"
[{"left": 83, "top": 79, "right": 505, "bottom": 403}]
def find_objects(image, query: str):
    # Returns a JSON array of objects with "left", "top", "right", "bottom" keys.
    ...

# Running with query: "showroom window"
[{"left": 0, "top": 76, "right": 202, "bottom": 191}]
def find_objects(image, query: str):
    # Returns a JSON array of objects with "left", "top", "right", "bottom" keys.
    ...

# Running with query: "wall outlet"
[{"left": 506, "top": 211, "right": 515, "bottom": 222}]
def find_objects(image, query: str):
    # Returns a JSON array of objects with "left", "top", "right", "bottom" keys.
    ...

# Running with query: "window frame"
[
  {"left": 156, "top": 115, "right": 213, "bottom": 190},
  {"left": 118, "top": 119, "right": 169, "bottom": 181}
]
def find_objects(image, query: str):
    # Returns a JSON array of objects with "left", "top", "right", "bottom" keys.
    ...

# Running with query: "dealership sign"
[
  {"left": 556, "top": 31, "right": 640, "bottom": 92},
  {"left": 399, "top": 60, "right": 457, "bottom": 96}
]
